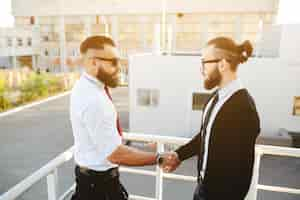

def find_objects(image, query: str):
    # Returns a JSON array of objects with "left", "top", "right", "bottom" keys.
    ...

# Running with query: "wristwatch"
[{"left": 156, "top": 153, "right": 164, "bottom": 165}]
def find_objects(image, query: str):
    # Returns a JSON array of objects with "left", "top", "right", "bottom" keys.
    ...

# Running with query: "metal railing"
[
  {"left": 0, "top": 132, "right": 300, "bottom": 200},
  {"left": 245, "top": 144, "right": 300, "bottom": 200}
]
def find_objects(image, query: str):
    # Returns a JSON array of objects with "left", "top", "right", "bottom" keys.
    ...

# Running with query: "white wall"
[
  {"left": 240, "top": 58, "right": 300, "bottom": 137},
  {"left": 258, "top": 25, "right": 281, "bottom": 57},
  {"left": 12, "top": 0, "right": 277, "bottom": 16},
  {"left": 129, "top": 54, "right": 300, "bottom": 138},
  {"left": 129, "top": 54, "right": 205, "bottom": 137},
  {"left": 279, "top": 25, "right": 300, "bottom": 62}
]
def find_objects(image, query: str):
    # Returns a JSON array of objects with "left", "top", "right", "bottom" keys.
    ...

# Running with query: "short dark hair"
[{"left": 80, "top": 35, "right": 116, "bottom": 54}]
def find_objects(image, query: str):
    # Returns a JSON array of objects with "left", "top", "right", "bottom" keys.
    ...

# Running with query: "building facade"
[{"left": 0, "top": 0, "right": 278, "bottom": 76}]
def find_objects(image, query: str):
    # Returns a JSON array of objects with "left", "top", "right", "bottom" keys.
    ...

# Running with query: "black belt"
[{"left": 76, "top": 165, "right": 119, "bottom": 181}]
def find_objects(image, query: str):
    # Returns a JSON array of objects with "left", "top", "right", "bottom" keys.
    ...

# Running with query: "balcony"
[{"left": 0, "top": 132, "right": 299, "bottom": 200}]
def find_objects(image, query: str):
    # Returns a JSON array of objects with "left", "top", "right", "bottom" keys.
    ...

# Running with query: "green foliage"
[
  {"left": 0, "top": 74, "right": 5, "bottom": 93},
  {"left": 45, "top": 75, "right": 63, "bottom": 94},
  {"left": 20, "top": 73, "right": 50, "bottom": 102},
  {"left": 0, "top": 74, "right": 12, "bottom": 111},
  {"left": 0, "top": 70, "right": 78, "bottom": 112}
]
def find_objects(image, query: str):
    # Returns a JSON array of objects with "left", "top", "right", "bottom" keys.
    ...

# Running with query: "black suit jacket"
[{"left": 175, "top": 89, "right": 260, "bottom": 200}]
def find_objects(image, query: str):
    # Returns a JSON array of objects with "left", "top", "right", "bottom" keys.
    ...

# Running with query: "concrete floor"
[{"left": 0, "top": 87, "right": 299, "bottom": 200}]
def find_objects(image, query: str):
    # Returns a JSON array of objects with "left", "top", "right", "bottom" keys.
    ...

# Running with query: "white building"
[
  {"left": 129, "top": 24, "right": 300, "bottom": 142},
  {"left": 0, "top": 27, "right": 39, "bottom": 69},
  {"left": 0, "top": 0, "right": 278, "bottom": 74}
]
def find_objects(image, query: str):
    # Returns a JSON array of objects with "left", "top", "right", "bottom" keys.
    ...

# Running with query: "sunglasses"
[{"left": 91, "top": 57, "right": 120, "bottom": 66}]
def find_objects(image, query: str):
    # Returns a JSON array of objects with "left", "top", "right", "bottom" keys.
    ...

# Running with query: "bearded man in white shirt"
[{"left": 70, "top": 35, "right": 160, "bottom": 200}]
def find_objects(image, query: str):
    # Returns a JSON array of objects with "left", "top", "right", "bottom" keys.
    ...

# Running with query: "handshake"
[{"left": 158, "top": 152, "right": 181, "bottom": 173}]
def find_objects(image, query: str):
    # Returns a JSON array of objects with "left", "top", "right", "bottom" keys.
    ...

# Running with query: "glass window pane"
[
  {"left": 137, "top": 89, "right": 159, "bottom": 107},
  {"left": 150, "top": 90, "right": 160, "bottom": 106},
  {"left": 294, "top": 97, "right": 300, "bottom": 116},
  {"left": 137, "top": 89, "right": 151, "bottom": 106},
  {"left": 192, "top": 93, "right": 211, "bottom": 111}
]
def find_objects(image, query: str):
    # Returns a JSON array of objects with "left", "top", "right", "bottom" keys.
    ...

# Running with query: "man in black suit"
[{"left": 159, "top": 37, "right": 261, "bottom": 200}]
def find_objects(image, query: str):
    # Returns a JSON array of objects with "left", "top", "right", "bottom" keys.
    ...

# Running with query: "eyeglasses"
[
  {"left": 201, "top": 58, "right": 222, "bottom": 73},
  {"left": 91, "top": 57, "right": 120, "bottom": 66},
  {"left": 201, "top": 59, "right": 222, "bottom": 67},
  {"left": 200, "top": 58, "right": 232, "bottom": 73}
]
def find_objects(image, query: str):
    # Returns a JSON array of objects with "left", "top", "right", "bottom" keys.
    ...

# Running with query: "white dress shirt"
[
  {"left": 70, "top": 72, "right": 122, "bottom": 171},
  {"left": 201, "top": 79, "right": 244, "bottom": 177}
]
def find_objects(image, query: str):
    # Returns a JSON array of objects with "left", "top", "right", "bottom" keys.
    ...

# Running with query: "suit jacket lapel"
[{"left": 200, "top": 90, "right": 219, "bottom": 131}]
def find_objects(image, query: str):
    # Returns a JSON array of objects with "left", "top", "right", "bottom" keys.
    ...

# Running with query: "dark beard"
[
  {"left": 204, "top": 67, "right": 221, "bottom": 90},
  {"left": 96, "top": 69, "right": 119, "bottom": 88}
]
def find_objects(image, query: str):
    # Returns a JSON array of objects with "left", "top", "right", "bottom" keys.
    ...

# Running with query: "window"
[
  {"left": 192, "top": 93, "right": 211, "bottom": 111},
  {"left": 44, "top": 49, "right": 49, "bottom": 56},
  {"left": 72, "top": 49, "right": 77, "bottom": 56},
  {"left": 53, "top": 48, "right": 60, "bottom": 56},
  {"left": 96, "top": 16, "right": 100, "bottom": 24},
  {"left": 137, "top": 89, "right": 159, "bottom": 107},
  {"left": 27, "top": 38, "right": 32, "bottom": 46},
  {"left": 30, "top": 16, "right": 35, "bottom": 25},
  {"left": 293, "top": 96, "right": 300, "bottom": 116},
  {"left": 17, "top": 38, "right": 23, "bottom": 47},
  {"left": 42, "top": 35, "right": 49, "bottom": 42},
  {"left": 65, "top": 24, "right": 84, "bottom": 42},
  {"left": 7, "top": 38, "right": 12, "bottom": 47}
]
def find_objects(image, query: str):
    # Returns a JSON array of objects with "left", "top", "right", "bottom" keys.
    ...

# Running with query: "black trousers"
[
  {"left": 71, "top": 166, "right": 128, "bottom": 200},
  {"left": 193, "top": 183, "right": 207, "bottom": 200}
]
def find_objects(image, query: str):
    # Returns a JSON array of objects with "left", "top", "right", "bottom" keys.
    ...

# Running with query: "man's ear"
[
  {"left": 92, "top": 58, "right": 97, "bottom": 66},
  {"left": 218, "top": 59, "right": 226, "bottom": 72},
  {"left": 81, "top": 54, "right": 89, "bottom": 66}
]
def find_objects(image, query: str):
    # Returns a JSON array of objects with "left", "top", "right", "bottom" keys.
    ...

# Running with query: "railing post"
[
  {"left": 155, "top": 142, "right": 164, "bottom": 200},
  {"left": 245, "top": 148, "right": 263, "bottom": 200},
  {"left": 47, "top": 168, "right": 59, "bottom": 200}
]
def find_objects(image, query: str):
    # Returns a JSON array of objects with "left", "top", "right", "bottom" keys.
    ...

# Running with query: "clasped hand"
[{"left": 159, "top": 152, "right": 181, "bottom": 173}]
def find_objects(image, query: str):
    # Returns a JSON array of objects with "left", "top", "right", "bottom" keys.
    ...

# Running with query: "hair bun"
[{"left": 238, "top": 40, "right": 253, "bottom": 63}]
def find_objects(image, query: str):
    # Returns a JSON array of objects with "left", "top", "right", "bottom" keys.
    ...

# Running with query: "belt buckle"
[{"left": 110, "top": 168, "right": 118, "bottom": 177}]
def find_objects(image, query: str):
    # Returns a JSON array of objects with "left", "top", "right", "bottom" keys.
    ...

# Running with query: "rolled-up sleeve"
[{"left": 81, "top": 100, "right": 122, "bottom": 162}]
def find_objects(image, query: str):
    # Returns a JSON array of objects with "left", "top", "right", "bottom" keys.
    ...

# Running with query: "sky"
[
  {"left": 277, "top": 0, "right": 300, "bottom": 24},
  {"left": 0, "top": 0, "right": 14, "bottom": 27}
]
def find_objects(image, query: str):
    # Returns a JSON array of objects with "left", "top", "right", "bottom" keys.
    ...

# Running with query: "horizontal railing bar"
[
  {"left": 257, "top": 184, "right": 300, "bottom": 194},
  {"left": 120, "top": 167, "right": 157, "bottom": 176},
  {"left": 129, "top": 195, "right": 156, "bottom": 200},
  {"left": 123, "top": 132, "right": 190, "bottom": 145},
  {"left": 256, "top": 145, "right": 300, "bottom": 158},
  {"left": 121, "top": 167, "right": 197, "bottom": 182},
  {"left": 163, "top": 173, "right": 197, "bottom": 182},
  {"left": 125, "top": 134, "right": 300, "bottom": 158}
]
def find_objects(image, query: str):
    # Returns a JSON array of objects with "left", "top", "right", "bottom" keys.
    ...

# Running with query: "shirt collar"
[
  {"left": 83, "top": 71, "right": 105, "bottom": 89},
  {"left": 217, "top": 78, "right": 244, "bottom": 100}
]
